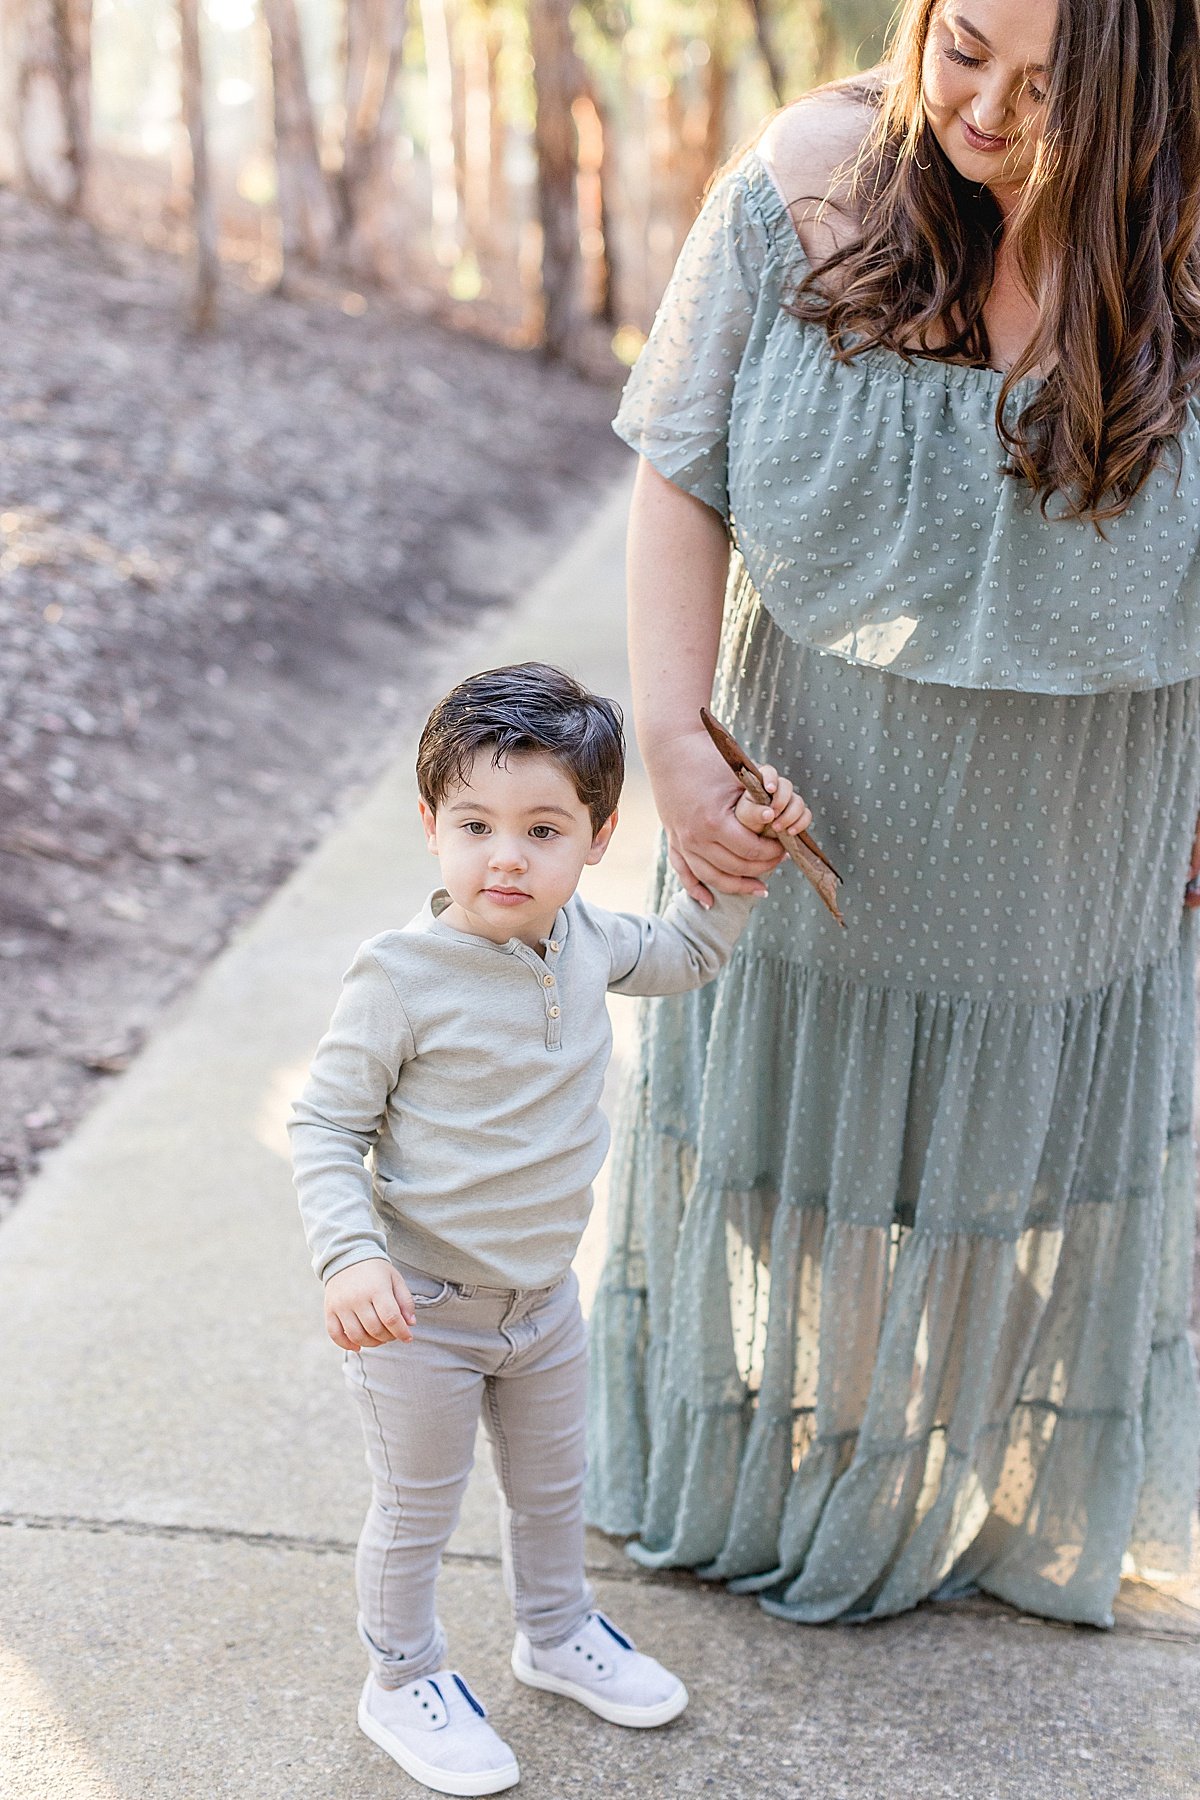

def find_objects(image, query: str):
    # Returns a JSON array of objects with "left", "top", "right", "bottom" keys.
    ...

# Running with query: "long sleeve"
[
  {"left": 599, "top": 888, "right": 757, "bottom": 997},
  {"left": 288, "top": 942, "right": 416, "bottom": 1283}
]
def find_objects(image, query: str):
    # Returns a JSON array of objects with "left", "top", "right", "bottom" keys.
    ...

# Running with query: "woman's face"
[{"left": 921, "top": 0, "right": 1057, "bottom": 209}]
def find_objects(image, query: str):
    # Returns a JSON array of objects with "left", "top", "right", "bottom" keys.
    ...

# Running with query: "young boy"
[{"left": 290, "top": 662, "right": 809, "bottom": 1797}]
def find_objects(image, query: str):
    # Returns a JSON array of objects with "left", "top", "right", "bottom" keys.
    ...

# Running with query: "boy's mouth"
[{"left": 482, "top": 886, "right": 532, "bottom": 904}]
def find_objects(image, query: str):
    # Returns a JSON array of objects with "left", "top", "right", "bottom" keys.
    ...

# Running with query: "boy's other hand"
[
  {"left": 324, "top": 1258, "right": 416, "bottom": 1350},
  {"left": 733, "top": 764, "right": 813, "bottom": 845}
]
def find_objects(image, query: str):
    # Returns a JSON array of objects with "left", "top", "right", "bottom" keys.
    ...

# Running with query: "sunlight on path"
[{"left": 0, "top": 1646, "right": 128, "bottom": 1800}]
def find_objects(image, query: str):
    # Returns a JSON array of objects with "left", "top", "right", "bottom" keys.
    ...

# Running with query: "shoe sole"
[
  {"left": 357, "top": 1694, "right": 520, "bottom": 1796},
  {"left": 510, "top": 1649, "right": 688, "bottom": 1728}
]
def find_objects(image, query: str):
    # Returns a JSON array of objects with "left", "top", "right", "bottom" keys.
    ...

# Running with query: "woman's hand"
[
  {"left": 650, "top": 732, "right": 794, "bottom": 906},
  {"left": 1185, "top": 811, "right": 1200, "bottom": 908},
  {"left": 324, "top": 1258, "right": 416, "bottom": 1350}
]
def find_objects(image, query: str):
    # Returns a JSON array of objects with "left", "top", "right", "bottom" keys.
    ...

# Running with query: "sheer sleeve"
[{"left": 612, "top": 162, "right": 772, "bottom": 522}]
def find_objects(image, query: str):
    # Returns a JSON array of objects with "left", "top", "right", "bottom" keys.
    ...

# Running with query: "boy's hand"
[
  {"left": 733, "top": 764, "right": 813, "bottom": 846},
  {"left": 324, "top": 1258, "right": 416, "bottom": 1351}
]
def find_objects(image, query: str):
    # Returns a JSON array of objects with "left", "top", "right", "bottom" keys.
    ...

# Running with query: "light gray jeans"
[{"left": 343, "top": 1262, "right": 595, "bottom": 1686}]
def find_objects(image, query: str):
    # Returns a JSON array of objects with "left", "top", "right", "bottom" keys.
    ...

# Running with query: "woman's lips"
[{"left": 960, "top": 117, "right": 1011, "bottom": 153}]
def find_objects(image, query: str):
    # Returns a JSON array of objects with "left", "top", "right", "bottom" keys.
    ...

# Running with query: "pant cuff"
[
  {"left": 521, "top": 1584, "right": 596, "bottom": 1650},
  {"left": 359, "top": 1615, "right": 448, "bottom": 1687}
]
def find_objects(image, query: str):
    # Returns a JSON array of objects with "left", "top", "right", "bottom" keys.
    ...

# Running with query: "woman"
[{"left": 586, "top": 0, "right": 1200, "bottom": 1628}]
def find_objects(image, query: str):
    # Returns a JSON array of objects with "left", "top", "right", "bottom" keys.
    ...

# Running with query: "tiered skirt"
[{"left": 586, "top": 570, "right": 1200, "bottom": 1626}]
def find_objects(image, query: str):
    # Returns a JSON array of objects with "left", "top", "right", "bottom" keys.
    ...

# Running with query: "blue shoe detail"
[
  {"left": 594, "top": 1612, "right": 634, "bottom": 1651},
  {"left": 453, "top": 1673, "right": 488, "bottom": 1717}
]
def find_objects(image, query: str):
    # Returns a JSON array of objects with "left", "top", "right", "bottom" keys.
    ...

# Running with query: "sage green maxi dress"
[{"left": 584, "top": 148, "right": 1200, "bottom": 1628}]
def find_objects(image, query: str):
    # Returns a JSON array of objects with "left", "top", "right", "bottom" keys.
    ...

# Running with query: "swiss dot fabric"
[
  {"left": 586, "top": 147, "right": 1200, "bottom": 1627},
  {"left": 612, "top": 151, "right": 1200, "bottom": 695}
]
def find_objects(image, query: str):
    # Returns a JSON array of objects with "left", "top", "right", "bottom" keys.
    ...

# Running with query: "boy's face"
[{"left": 419, "top": 749, "right": 616, "bottom": 949}]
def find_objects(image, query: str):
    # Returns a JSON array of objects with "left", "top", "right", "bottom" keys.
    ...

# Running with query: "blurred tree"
[
  {"left": 744, "top": 0, "right": 783, "bottom": 105},
  {"left": 814, "top": 0, "right": 888, "bottom": 76},
  {"left": 572, "top": 81, "right": 613, "bottom": 325},
  {"left": 481, "top": 0, "right": 512, "bottom": 244},
  {"left": 178, "top": 0, "right": 218, "bottom": 329},
  {"left": 337, "top": 0, "right": 409, "bottom": 279},
  {"left": 11, "top": 0, "right": 91, "bottom": 211},
  {"left": 420, "top": 0, "right": 464, "bottom": 266},
  {"left": 460, "top": 0, "right": 499, "bottom": 255},
  {"left": 528, "top": 0, "right": 585, "bottom": 359},
  {"left": 11, "top": 0, "right": 895, "bottom": 343},
  {"left": 261, "top": 0, "right": 336, "bottom": 281},
  {"left": 698, "top": 22, "right": 730, "bottom": 184},
  {"left": 573, "top": 0, "right": 629, "bottom": 328}
]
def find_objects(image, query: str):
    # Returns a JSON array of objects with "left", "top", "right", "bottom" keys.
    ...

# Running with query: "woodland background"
[
  {"left": 0, "top": 0, "right": 873, "bottom": 1208},
  {"left": 0, "top": 0, "right": 889, "bottom": 356}
]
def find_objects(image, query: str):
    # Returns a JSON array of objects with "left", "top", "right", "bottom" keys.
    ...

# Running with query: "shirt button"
[
  {"left": 549, "top": 1005, "right": 560, "bottom": 1018},
  {"left": 548, "top": 940, "right": 560, "bottom": 953},
  {"left": 543, "top": 973, "right": 555, "bottom": 986}
]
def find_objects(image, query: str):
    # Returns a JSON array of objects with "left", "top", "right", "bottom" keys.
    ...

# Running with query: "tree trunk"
[
  {"left": 528, "top": 0, "right": 583, "bottom": 359},
  {"left": 811, "top": 1, "right": 840, "bottom": 85},
  {"left": 419, "top": 0, "right": 461, "bottom": 265},
  {"left": 449, "top": 1, "right": 468, "bottom": 227},
  {"left": 338, "top": 0, "right": 408, "bottom": 279},
  {"left": 461, "top": 9, "right": 493, "bottom": 254},
  {"left": 700, "top": 34, "right": 728, "bottom": 180},
  {"left": 261, "top": 0, "right": 335, "bottom": 280},
  {"left": 666, "top": 56, "right": 693, "bottom": 240},
  {"left": 594, "top": 94, "right": 618, "bottom": 327},
  {"left": 572, "top": 85, "right": 616, "bottom": 327},
  {"left": 745, "top": 0, "right": 785, "bottom": 106},
  {"left": 620, "top": 34, "right": 654, "bottom": 326},
  {"left": 13, "top": 0, "right": 91, "bottom": 211},
  {"left": 178, "top": 0, "right": 218, "bottom": 331},
  {"left": 485, "top": 3, "right": 507, "bottom": 237}
]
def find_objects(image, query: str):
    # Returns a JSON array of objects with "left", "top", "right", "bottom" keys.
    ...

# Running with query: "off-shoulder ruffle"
[{"left": 614, "top": 149, "right": 1200, "bottom": 696}]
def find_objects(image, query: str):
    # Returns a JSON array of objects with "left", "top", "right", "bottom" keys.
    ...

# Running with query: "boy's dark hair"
[{"left": 417, "top": 663, "right": 625, "bottom": 832}]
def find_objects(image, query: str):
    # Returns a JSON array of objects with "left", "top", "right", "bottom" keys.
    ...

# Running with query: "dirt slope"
[{"left": 0, "top": 190, "right": 626, "bottom": 1212}]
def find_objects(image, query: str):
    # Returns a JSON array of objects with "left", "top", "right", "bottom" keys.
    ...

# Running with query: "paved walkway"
[{"left": 1, "top": 476, "right": 1198, "bottom": 1800}]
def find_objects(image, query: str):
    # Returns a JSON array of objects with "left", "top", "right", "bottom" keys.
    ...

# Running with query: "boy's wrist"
[{"left": 321, "top": 1247, "right": 390, "bottom": 1285}]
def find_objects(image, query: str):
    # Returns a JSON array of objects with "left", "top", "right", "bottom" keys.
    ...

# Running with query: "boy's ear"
[
  {"left": 585, "top": 809, "right": 618, "bottom": 866},
  {"left": 417, "top": 799, "right": 439, "bottom": 854}
]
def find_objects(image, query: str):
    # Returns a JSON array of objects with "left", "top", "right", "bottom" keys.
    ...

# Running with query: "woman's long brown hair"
[{"left": 791, "top": 0, "right": 1200, "bottom": 523}]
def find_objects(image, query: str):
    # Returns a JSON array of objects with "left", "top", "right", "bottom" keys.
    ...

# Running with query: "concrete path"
[{"left": 2, "top": 475, "right": 1198, "bottom": 1800}]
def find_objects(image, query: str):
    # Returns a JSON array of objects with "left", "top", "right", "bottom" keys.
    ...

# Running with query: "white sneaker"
[
  {"left": 511, "top": 1610, "right": 688, "bottom": 1728},
  {"left": 357, "top": 1670, "right": 520, "bottom": 1796}
]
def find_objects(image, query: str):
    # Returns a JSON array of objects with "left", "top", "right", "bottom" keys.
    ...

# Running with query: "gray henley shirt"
[{"left": 289, "top": 884, "right": 754, "bottom": 1288}]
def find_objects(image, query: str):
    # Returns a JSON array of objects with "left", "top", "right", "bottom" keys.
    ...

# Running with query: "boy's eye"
[
  {"left": 463, "top": 821, "right": 489, "bottom": 836},
  {"left": 530, "top": 825, "right": 558, "bottom": 840}
]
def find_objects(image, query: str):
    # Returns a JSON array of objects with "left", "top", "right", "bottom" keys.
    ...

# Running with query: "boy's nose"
[{"left": 489, "top": 839, "right": 527, "bottom": 871}]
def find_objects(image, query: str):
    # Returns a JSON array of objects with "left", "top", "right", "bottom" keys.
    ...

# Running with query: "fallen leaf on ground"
[
  {"left": 80, "top": 1034, "right": 143, "bottom": 1074},
  {"left": 0, "top": 827, "right": 107, "bottom": 870},
  {"left": 132, "top": 833, "right": 207, "bottom": 863},
  {"left": 102, "top": 891, "right": 146, "bottom": 922}
]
